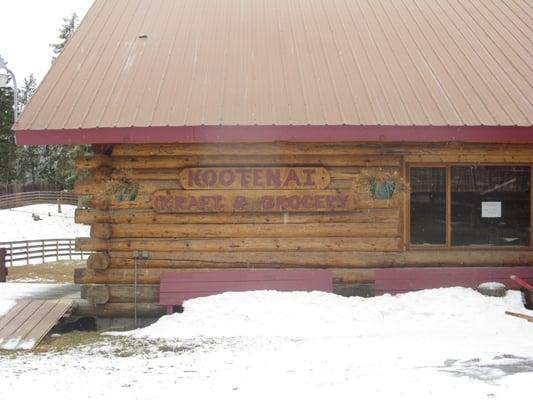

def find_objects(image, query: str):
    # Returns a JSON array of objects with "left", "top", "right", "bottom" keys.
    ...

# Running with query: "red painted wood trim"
[
  {"left": 15, "top": 125, "right": 533, "bottom": 145},
  {"left": 159, "top": 269, "right": 333, "bottom": 306},
  {"left": 374, "top": 267, "right": 533, "bottom": 294}
]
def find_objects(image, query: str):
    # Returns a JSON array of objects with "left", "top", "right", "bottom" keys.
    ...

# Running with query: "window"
[
  {"left": 410, "top": 167, "right": 446, "bottom": 245},
  {"left": 409, "top": 165, "right": 531, "bottom": 247}
]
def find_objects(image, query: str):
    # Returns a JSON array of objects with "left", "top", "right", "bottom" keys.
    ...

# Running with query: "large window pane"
[
  {"left": 451, "top": 166, "right": 530, "bottom": 246},
  {"left": 410, "top": 167, "right": 446, "bottom": 245}
]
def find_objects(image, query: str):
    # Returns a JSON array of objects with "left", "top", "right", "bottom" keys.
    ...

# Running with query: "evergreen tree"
[
  {"left": 16, "top": 74, "right": 40, "bottom": 184},
  {"left": 0, "top": 86, "right": 16, "bottom": 188},
  {"left": 18, "top": 74, "right": 37, "bottom": 106},
  {"left": 46, "top": 12, "right": 91, "bottom": 189},
  {"left": 50, "top": 13, "right": 79, "bottom": 62}
]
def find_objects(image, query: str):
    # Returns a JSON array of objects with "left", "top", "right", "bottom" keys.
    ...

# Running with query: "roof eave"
[{"left": 15, "top": 125, "right": 533, "bottom": 146}]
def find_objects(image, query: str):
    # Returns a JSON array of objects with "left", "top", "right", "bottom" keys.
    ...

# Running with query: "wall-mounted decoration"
[
  {"left": 100, "top": 175, "right": 139, "bottom": 202},
  {"left": 352, "top": 169, "right": 409, "bottom": 200}
]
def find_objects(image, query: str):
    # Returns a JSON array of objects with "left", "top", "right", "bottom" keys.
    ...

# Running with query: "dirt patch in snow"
[{"left": 6, "top": 261, "right": 84, "bottom": 283}]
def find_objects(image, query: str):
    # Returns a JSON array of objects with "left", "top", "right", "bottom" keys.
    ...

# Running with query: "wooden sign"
[
  {"left": 179, "top": 167, "right": 330, "bottom": 190},
  {"left": 152, "top": 190, "right": 355, "bottom": 213}
]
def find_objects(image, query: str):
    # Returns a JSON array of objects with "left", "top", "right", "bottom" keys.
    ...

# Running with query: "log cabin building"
[{"left": 14, "top": 0, "right": 533, "bottom": 321}]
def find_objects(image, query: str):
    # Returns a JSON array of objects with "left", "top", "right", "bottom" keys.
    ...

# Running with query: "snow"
[
  {"left": 0, "top": 299, "right": 15, "bottom": 317},
  {"left": 0, "top": 283, "right": 72, "bottom": 318},
  {"left": 120, "top": 289, "right": 533, "bottom": 364},
  {"left": 1, "top": 285, "right": 531, "bottom": 399},
  {"left": 0, "top": 204, "right": 89, "bottom": 242}
]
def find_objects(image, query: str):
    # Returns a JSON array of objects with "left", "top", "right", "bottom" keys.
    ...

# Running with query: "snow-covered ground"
[
  {"left": 1, "top": 286, "right": 532, "bottom": 399},
  {"left": 0, "top": 204, "right": 89, "bottom": 242},
  {"left": 0, "top": 204, "right": 90, "bottom": 266}
]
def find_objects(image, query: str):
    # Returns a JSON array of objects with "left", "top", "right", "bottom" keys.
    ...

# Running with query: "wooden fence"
[
  {"left": 0, "top": 191, "right": 79, "bottom": 209},
  {"left": 0, "top": 248, "right": 6, "bottom": 282},
  {"left": 0, "top": 239, "right": 89, "bottom": 267}
]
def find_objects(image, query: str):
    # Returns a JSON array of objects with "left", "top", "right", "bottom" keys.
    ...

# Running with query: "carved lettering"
[
  {"left": 152, "top": 190, "right": 356, "bottom": 213},
  {"left": 179, "top": 167, "right": 330, "bottom": 190}
]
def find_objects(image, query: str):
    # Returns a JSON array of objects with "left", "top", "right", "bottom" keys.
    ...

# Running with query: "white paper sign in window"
[{"left": 481, "top": 202, "right": 501, "bottom": 218}]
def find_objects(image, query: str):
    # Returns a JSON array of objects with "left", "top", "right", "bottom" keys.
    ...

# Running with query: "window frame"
[{"left": 406, "top": 163, "right": 533, "bottom": 250}]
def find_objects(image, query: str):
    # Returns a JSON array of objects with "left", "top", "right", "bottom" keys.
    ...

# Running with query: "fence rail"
[
  {"left": 0, "top": 191, "right": 79, "bottom": 209},
  {"left": 0, "top": 239, "right": 89, "bottom": 267}
]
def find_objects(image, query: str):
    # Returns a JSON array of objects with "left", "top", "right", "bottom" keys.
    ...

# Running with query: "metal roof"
[{"left": 14, "top": 0, "right": 533, "bottom": 137}]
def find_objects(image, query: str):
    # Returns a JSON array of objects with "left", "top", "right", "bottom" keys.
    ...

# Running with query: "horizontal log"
[
  {"left": 92, "top": 166, "right": 113, "bottom": 179},
  {"left": 73, "top": 177, "right": 362, "bottom": 196},
  {"left": 77, "top": 237, "right": 402, "bottom": 253},
  {"left": 75, "top": 208, "right": 400, "bottom": 225},
  {"left": 92, "top": 144, "right": 114, "bottom": 155},
  {"left": 405, "top": 154, "right": 533, "bottom": 163},
  {"left": 112, "top": 143, "right": 393, "bottom": 156},
  {"left": 91, "top": 222, "right": 400, "bottom": 239},
  {"left": 108, "top": 166, "right": 399, "bottom": 182},
  {"left": 74, "top": 299, "right": 165, "bottom": 318},
  {"left": 77, "top": 154, "right": 401, "bottom": 170},
  {"left": 74, "top": 179, "right": 182, "bottom": 196},
  {"left": 76, "top": 155, "right": 112, "bottom": 169},
  {"left": 90, "top": 193, "right": 400, "bottom": 210},
  {"left": 105, "top": 250, "right": 533, "bottom": 269},
  {"left": 179, "top": 167, "right": 331, "bottom": 190},
  {"left": 74, "top": 176, "right": 357, "bottom": 196},
  {"left": 74, "top": 267, "right": 374, "bottom": 285},
  {"left": 82, "top": 284, "right": 160, "bottom": 304},
  {"left": 151, "top": 189, "right": 380, "bottom": 213},
  {"left": 111, "top": 143, "right": 533, "bottom": 157},
  {"left": 91, "top": 224, "right": 112, "bottom": 240}
]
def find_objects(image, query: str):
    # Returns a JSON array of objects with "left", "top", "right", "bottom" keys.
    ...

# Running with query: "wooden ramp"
[{"left": 0, "top": 299, "right": 73, "bottom": 350}]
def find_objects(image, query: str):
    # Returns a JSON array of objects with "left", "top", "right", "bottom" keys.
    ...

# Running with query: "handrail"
[
  {"left": 0, "top": 238, "right": 90, "bottom": 267},
  {"left": 0, "top": 191, "right": 79, "bottom": 210}
]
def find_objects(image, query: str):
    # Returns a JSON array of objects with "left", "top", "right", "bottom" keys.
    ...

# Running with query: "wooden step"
[{"left": 0, "top": 299, "right": 74, "bottom": 350}]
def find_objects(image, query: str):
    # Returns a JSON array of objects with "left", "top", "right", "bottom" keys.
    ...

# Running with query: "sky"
[{"left": 0, "top": 0, "right": 94, "bottom": 86}]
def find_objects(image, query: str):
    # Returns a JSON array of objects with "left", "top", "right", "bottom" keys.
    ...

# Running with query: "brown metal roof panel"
[
  {"left": 436, "top": 0, "right": 526, "bottom": 125},
  {"left": 406, "top": 0, "right": 498, "bottom": 125},
  {"left": 13, "top": 0, "right": 533, "bottom": 134},
  {"left": 54, "top": 0, "right": 123, "bottom": 130},
  {"left": 456, "top": 1, "right": 533, "bottom": 109},
  {"left": 115, "top": 0, "right": 169, "bottom": 127},
  {"left": 95, "top": 0, "right": 153, "bottom": 128},
  {"left": 382, "top": 0, "right": 459, "bottom": 125},
  {"left": 61, "top": 0, "right": 125, "bottom": 129}
]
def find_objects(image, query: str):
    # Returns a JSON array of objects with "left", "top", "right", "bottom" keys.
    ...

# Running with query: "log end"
[
  {"left": 87, "top": 285, "right": 111, "bottom": 305},
  {"left": 87, "top": 252, "right": 111, "bottom": 270}
]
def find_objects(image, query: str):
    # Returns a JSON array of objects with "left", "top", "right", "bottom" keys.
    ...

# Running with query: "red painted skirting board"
[
  {"left": 16, "top": 125, "right": 533, "bottom": 145},
  {"left": 160, "top": 269, "right": 333, "bottom": 311},
  {"left": 374, "top": 267, "right": 533, "bottom": 295}
]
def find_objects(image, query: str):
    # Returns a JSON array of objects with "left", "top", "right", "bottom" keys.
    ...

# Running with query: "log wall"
[{"left": 73, "top": 142, "right": 533, "bottom": 316}]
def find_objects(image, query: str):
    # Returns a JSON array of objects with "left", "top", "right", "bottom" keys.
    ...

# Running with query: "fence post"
[
  {"left": 56, "top": 240, "right": 59, "bottom": 261},
  {"left": 0, "top": 248, "right": 6, "bottom": 283},
  {"left": 26, "top": 241, "right": 29, "bottom": 265},
  {"left": 9, "top": 242, "right": 13, "bottom": 267},
  {"left": 69, "top": 240, "right": 72, "bottom": 260},
  {"left": 42, "top": 240, "right": 45, "bottom": 264}
]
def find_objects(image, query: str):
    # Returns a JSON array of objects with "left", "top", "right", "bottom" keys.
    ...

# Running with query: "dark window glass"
[
  {"left": 451, "top": 166, "right": 530, "bottom": 246},
  {"left": 410, "top": 167, "right": 446, "bottom": 245}
]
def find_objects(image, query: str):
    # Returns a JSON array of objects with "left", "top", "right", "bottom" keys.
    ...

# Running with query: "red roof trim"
[{"left": 16, "top": 125, "right": 533, "bottom": 145}]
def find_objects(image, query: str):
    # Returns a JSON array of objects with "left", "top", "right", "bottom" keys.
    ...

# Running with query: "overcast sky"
[{"left": 0, "top": 0, "right": 94, "bottom": 86}]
